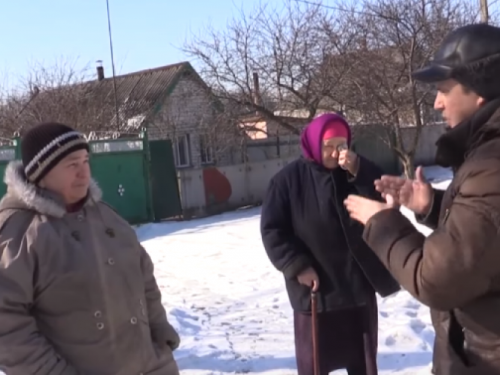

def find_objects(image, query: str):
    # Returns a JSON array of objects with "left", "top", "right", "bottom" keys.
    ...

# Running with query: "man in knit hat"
[
  {"left": 0, "top": 122, "right": 180, "bottom": 375},
  {"left": 344, "top": 24, "right": 500, "bottom": 374}
]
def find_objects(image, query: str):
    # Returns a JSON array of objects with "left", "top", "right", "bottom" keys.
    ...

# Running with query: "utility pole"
[
  {"left": 106, "top": 0, "right": 120, "bottom": 131},
  {"left": 480, "top": 0, "right": 489, "bottom": 24}
]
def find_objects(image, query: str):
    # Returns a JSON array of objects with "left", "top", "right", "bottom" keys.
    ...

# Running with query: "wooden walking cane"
[{"left": 311, "top": 286, "right": 320, "bottom": 375}]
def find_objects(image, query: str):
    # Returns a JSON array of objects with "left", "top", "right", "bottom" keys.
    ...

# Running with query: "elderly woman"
[
  {"left": 260, "top": 113, "right": 399, "bottom": 375},
  {"left": 0, "top": 122, "right": 180, "bottom": 375}
]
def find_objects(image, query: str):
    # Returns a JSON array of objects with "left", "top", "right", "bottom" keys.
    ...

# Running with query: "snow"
[
  {"left": 136, "top": 165, "right": 452, "bottom": 374},
  {"left": 0, "top": 166, "right": 451, "bottom": 375}
]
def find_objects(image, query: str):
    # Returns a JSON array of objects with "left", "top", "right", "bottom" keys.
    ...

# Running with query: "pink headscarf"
[
  {"left": 300, "top": 113, "right": 351, "bottom": 164},
  {"left": 322, "top": 122, "right": 349, "bottom": 140}
]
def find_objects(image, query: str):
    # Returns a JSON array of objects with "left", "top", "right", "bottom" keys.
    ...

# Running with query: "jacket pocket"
[{"left": 153, "top": 341, "right": 174, "bottom": 362}]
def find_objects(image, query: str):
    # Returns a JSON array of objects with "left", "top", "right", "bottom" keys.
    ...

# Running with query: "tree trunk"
[{"left": 401, "top": 154, "right": 415, "bottom": 179}]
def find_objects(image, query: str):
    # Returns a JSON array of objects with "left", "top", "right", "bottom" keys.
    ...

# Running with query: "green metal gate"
[
  {"left": 149, "top": 139, "right": 182, "bottom": 221},
  {"left": 89, "top": 137, "right": 153, "bottom": 224},
  {"left": 0, "top": 135, "right": 182, "bottom": 225},
  {"left": 0, "top": 140, "right": 20, "bottom": 198}
]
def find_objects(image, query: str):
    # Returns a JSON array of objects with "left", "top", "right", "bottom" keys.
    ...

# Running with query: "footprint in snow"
[
  {"left": 405, "top": 310, "right": 418, "bottom": 318},
  {"left": 404, "top": 299, "right": 421, "bottom": 310},
  {"left": 410, "top": 318, "right": 426, "bottom": 334},
  {"left": 385, "top": 335, "right": 396, "bottom": 346}
]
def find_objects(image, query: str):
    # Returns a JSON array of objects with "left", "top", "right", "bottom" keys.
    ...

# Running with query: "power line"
[
  {"left": 296, "top": 0, "right": 486, "bottom": 22},
  {"left": 294, "top": 0, "right": 385, "bottom": 17}
]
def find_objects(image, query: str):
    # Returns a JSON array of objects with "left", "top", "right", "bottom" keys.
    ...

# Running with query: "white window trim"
[
  {"left": 199, "top": 135, "right": 214, "bottom": 165},
  {"left": 173, "top": 134, "right": 191, "bottom": 168}
]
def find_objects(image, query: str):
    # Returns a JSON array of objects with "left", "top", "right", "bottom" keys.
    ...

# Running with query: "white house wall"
[
  {"left": 149, "top": 73, "right": 218, "bottom": 169},
  {"left": 177, "top": 157, "right": 295, "bottom": 217}
]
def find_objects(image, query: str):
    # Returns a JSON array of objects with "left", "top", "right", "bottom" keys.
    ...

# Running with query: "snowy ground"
[
  {"left": 0, "top": 167, "right": 450, "bottom": 375},
  {"left": 136, "top": 166, "right": 453, "bottom": 375}
]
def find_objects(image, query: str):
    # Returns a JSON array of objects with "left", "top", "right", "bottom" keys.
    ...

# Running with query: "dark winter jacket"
[
  {"left": 261, "top": 156, "right": 400, "bottom": 313},
  {"left": 362, "top": 97, "right": 500, "bottom": 375}
]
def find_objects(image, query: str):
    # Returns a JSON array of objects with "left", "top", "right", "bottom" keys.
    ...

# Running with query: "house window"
[
  {"left": 173, "top": 134, "right": 191, "bottom": 167},
  {"left": 199, "top": 134, "right": 214, "bottom": 164}
]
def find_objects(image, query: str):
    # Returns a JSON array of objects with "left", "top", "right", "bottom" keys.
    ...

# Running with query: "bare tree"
[
  {"left": 339, "top": 0, "right": 478, "bottom": 177},
  {"left": 184, "top": 0, "right": 480, "bottom": 174},
  {"left": 183, "top": 0, "right": 360, "bottom": 137},
  {"left": 0, "top": 57, "right": 117, "bottom": 136}
]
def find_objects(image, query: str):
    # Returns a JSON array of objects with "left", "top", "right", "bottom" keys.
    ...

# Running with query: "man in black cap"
[{"left": 343, "top": 24, "right": 500, "bottom": 374}]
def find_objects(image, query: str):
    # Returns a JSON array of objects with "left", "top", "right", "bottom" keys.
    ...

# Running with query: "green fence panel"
[
  {"left": 0, "top": 136, "right": 159, "bottom": 225},
  {"left": 149, "top": 139, "right": 182, "bottom": 221},
  {"left": 0, "top": 140, "right": 20, "bottom": 199},
  {"left": 89, "top": 138, "right": 152, "bottom": 224}
]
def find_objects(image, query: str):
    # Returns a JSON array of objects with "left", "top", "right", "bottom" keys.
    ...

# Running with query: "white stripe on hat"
[{"left": 25, "top": 131, "right": 84, "bottom": 173}]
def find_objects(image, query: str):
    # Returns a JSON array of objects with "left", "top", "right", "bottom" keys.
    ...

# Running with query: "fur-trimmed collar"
[{"left": 1, "top": 161, "right": 102, "bottom": 218}]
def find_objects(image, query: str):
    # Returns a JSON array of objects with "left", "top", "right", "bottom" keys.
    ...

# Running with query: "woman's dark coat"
[{"left": 260, "top": 156, "right": 400, "bottom": 313}]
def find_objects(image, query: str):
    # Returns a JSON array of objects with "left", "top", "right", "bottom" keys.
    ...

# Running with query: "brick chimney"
[
  {"left": 96, "top": 60, "right": 105, "bottom": 81},
  {"left": 253, "top": 72, "right": 261, "bottom": 106}
]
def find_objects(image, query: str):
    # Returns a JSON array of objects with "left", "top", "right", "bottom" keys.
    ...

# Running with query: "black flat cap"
[{"left": 413, "top": 23, "right": 500, "bottom": 83}]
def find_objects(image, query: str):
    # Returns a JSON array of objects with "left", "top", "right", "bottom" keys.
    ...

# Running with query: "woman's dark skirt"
[{"left": 294, "top": 294, "right": 378, "bottom": 375}]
